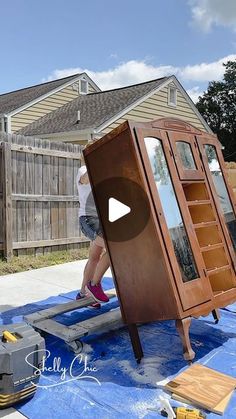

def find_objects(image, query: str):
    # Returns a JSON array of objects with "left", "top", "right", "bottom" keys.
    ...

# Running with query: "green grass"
[{"left": 0, "top": 248, "right": 89, "bottom": 276}]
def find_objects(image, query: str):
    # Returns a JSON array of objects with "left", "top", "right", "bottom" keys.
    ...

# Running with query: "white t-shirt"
[{"left": 76, "top": 166, "right": 97, "bottom": 217}]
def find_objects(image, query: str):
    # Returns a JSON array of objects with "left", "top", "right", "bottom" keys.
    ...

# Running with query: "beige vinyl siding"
[
  {"left": 101, "top": 85, "right": 207, "bottom": 135},
  {"left": 88, "top": 84, "right": 97, "bottom": 93},
  {"left": 11, "top": 82, "right": 96, "bottom": 132}
]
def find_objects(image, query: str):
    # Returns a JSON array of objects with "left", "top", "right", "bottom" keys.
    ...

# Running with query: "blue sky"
[{"left": 1, "top": 0, "right": 236, "bottom": 101}]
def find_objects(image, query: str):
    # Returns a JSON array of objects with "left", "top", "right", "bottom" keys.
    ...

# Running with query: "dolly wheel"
[{"left": 67, "top": 340, "right": 83, "bottom": 354}]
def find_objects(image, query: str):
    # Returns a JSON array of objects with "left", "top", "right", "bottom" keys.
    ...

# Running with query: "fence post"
[{"left": 2, "top": 141, "right": 13, "bottom": 261}]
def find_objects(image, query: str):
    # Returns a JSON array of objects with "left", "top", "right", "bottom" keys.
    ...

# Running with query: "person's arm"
[{"left": 80, "top": 172, "right": 89, "bottom": 184}]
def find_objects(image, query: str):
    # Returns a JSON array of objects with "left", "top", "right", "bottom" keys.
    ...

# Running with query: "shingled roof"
[
  {"left": 0, "top": 73, "right": 82, "bottom": 114},
  {"left": 17, "top": 77, "right": 169, "bottom": 136}
]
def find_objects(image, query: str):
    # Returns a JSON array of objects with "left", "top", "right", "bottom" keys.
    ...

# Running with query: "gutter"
[{"left": 37, "top": 128, "right": 95, "bottom": 141}]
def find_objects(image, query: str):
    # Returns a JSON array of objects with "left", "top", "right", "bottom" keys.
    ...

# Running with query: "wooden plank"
[
  {"left": 50, "top": 142, "right": 59, "bottom": 250},
  {"left": 13, "top": 236, "right": 89, "bottom": 249},
  {"left": 0, "top": 198, "right": 3, "bottom": 246},
  {"left": 58, "top": 143, "right": 67, "bottom": 248},
  {"left": 10, "top": 143, "right": 81, "bottom": 159},
  {"left": 42, "top": 139, "right": 51, "bottom": 254},
  {"left": 11, "top": 138, "right": 17, "bottom": 247},
  {"left": 165, "top": 364, "right": 236, "bottom": 413},
  {"left": 77, "top": 307, "right": 122, "bottom": 334},
  {"left": 16, "top": 136, "right": 27, "bottom": 256},
  {"left": 34, "top": 138, "right": 43, "bottom": 256},
  {"left": 171, "top": 391, "right": 234, "bottom": 416},
  {"left": 25, "top": 136, "right": 35, "bottom": 255},
  {"left": 12, "top": 194, "right": 79, "bottom": 202},
  {"left": 24, "top": 296, "right": 101, "bottom": 322},
  {"left": 2, "top": 142, "right": 13, "bottom": 260},
  {"left": 73, "top": 144, "right": 81, "bottom": 243},
  {"left": 66, "top": 143, "right": 74, "bottom": 250},
  {"left": 0, "top": 146, "right": 3, "bottom": 245},
  {"left": 24, "top": 289, "right": 116, "bottom": 321},
  {"left": 31, "top": 318, "right": 87, "bottom": 341},
  {"left": 26, "top": 307, "right": 121, "bottom": 343}
]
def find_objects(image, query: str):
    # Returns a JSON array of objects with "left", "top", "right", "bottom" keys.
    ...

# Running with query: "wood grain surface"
[{"left": 166, "top": 364, "right": 236, "bottom": 413}]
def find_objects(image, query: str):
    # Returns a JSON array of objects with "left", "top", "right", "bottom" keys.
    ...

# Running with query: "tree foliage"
[{"left": 196, "top": 60, "right": 236, "bottom": 161}]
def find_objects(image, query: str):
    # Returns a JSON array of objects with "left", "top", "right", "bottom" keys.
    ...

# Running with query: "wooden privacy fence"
[{"left": 0, "top": 133, "right": 89, "bottom": 261}]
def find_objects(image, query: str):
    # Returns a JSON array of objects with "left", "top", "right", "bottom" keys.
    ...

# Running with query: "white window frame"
[
  {"left": 0, "top": 117, "right": 6, "bottom": 132},
  {"left": 168, "top": 86, "right": 177, "bottom": 107},
  {"left": 79, "top": 79, "right": 88, "bottom": 95}
]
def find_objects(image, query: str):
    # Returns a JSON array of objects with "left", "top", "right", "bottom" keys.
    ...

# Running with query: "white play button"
[{"left": 108, "top": 197, "right": 131, "bottom": 222}]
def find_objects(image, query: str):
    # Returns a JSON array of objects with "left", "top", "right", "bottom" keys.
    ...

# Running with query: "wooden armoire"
[{"left": 84, "top": 118, "right": 236, "bottom": 361}]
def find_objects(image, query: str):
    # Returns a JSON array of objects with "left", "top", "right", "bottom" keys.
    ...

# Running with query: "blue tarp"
[{"left": 1, "top": 277, "right": 236, "bottom": 418}]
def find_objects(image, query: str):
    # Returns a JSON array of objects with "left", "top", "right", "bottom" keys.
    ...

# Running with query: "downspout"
[{"left": 6, "top": 115, "right": 11, "bottom": 133}]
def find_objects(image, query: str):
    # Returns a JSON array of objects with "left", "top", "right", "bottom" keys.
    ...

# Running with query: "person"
[{"left": 76, "top": 159, "right": 110, "bottom": 306}]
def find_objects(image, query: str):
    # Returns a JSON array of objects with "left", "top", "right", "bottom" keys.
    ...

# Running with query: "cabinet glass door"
[
  {"left": 144, "top": 136, "right": 199, "bottom": 283},
  {"left": 204, "top": 144, "right": 236, "bottom": 250},
  {"left": 168, "top": 132, "right": 204, "bottom": 180},
  {"left": 138, "top": 131, "right": 213, "bottom": 311}
]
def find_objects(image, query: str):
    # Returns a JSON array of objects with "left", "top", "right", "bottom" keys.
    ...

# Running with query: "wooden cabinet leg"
[
  {"left": 127, "top": 324, "right": 143, "bottom": 363},
  {"left": 176, "top": 317, "right": 195, "bottom": 361},
  {"left": 212, "top": 309, "right": 220, "bottom": 324}
]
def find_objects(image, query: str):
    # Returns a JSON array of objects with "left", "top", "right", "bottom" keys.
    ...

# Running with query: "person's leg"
[
  {"left": 91, "top": 250, "right": 110, "bottom": 285},
  {"left": 85, "top": 236, "right": 110, "bottom": 303},
  {"left": 80, "top": 241, "right": 103, "bottom": 294}
]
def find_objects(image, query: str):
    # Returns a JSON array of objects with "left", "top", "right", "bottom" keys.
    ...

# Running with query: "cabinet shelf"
[
  {"left": 183, "top": 182, "right": 209, "bottom": 201},
  {"left": 207, "top": 265, "right": 230, "bottom": 275},
  {"left": 194, "top": 221, "right": 218, "bottom": 229},
  {"left": 200, "top": 243, "right": 224, "bottom": 252},
  {"left": 196, "top": 225, "right": 222, "bottom": 247},
  {"left": 189, "top": 203, "right": 216, "bottom": 224},
  {"left": 187, "top": 200, "right": 211, "bottom": 206}
]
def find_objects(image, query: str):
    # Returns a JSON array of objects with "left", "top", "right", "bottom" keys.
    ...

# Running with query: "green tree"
[{"left": 196, "top": 60, "right": 236, "bottom": 162}]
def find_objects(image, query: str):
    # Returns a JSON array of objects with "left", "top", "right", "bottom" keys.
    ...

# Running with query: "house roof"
[
  {"left": 17, "top": 77, "right": 169, "bottom": 136},
  {"left": 0, "top": 73, "right": 83, "bottom": 114}
]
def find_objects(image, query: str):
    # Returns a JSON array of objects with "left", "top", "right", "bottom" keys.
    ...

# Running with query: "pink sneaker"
[
  {"left": 76, "top": 291, "right": 101, "bottom": 309},
  {"left": 85, "top": 282, "right": 109, "bottom": 303}
]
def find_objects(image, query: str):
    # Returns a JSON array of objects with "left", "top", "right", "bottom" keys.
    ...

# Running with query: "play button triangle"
[{"left": 108, "top": 197, "right": 131, "bottom": 222}]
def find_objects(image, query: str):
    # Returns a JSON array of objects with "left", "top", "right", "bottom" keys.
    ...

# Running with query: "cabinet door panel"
[
  {"left": 197, "top": 135, "right": 236, "bottom": 264},
  {"left": 135, "top": 128, "right": 213, "bottom": 311},
  {"left": 168, "top": 131, "right": 204, "bottom": 180}
]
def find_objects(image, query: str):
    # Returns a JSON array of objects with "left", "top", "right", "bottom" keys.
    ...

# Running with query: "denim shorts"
[{"left": 79, "top": 216, "right": 103, "bottom": 241}]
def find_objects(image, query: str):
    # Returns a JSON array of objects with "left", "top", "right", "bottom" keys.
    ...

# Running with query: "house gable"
[
  {"left": 5, "top": 73, "right": 100, "bottom": 133},
  {"left": 96, "top": 77, "right": 211, "bottom": 136}
]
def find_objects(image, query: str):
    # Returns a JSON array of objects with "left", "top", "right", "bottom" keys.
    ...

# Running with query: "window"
[
  {"left": 79, "top": 79, "right": 88, "bottom": 95},
  {"left": 168, "top": 86, "right": 177, "bottom": 106},
  {"left": 0, "top": 117, "right": 6, "bottom": 132}
]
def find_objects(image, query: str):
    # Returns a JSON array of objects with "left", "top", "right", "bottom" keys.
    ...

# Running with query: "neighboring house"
[
  {"left": 0, "top": 74, "right": 211, "bottom": 143},
  {"left": 0, "top": 73, "right": 100, "bottom": 134}
]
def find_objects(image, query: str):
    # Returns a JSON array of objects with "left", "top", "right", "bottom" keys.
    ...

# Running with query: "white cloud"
[
  {"left": 189, "top": 0, "right": 236, "bottom": 31},
  {"left": 45, "top": 54, "right": 236, "bottom": 102},
  {"left": 47, "top": 60, "right": 178, "bottom": 91},
  {"left": 186, "top": 86, "right": 204, "bottom": 103},
  {"left": 180, "top": 54, "right": 236, "bottom": 81}
]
